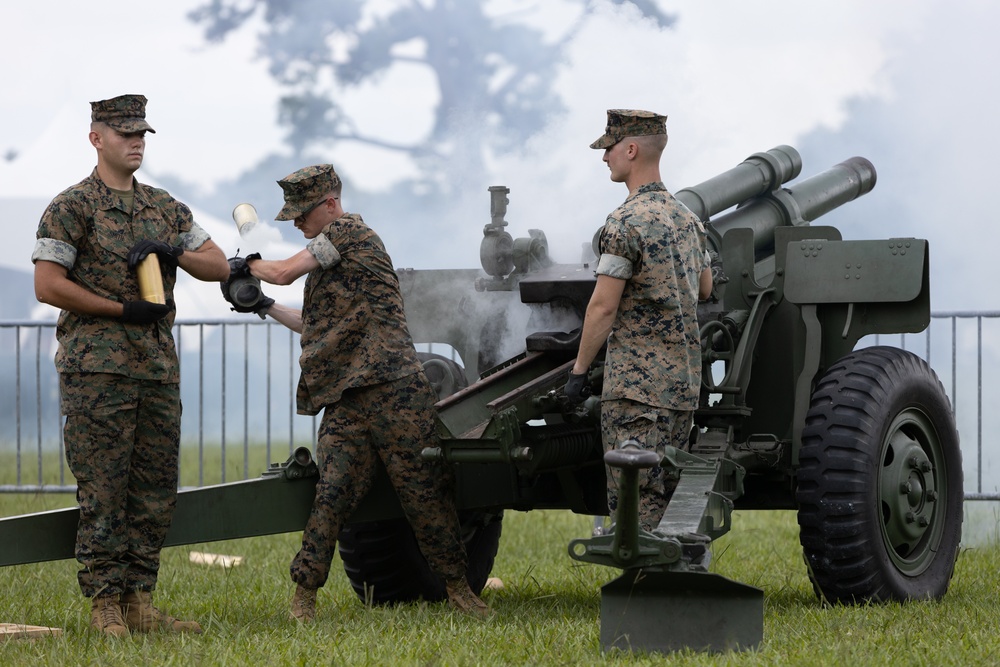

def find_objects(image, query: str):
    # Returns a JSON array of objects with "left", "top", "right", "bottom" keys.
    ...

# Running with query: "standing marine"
[
  {"left": 32, "top": 94, "right": 230, "bottom": 637},
  {"left": 565, "top": 109, "right": 712, "bottom": 532}
]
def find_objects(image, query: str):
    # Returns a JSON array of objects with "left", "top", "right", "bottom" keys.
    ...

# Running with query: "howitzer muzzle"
[
  {"left": 675, "top": 145, "right": 802, "bottom": 222},
  {"left": 709, "top": 156, "right": 877, "bottom": 260}
]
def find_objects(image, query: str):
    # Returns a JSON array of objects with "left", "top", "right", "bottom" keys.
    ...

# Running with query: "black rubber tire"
[
  {"left": 796, "top": 346, "right": 962, "bottom": 604},
  {"left": 417, "top": 351, "right": 469, "bottom": 401},
  {"left": 338, "top": 511, "right": 503, "bottom": 605}
]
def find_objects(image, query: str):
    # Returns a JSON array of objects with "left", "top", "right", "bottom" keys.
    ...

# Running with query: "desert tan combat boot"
[
  {"left": 289, "top": 584, "right": 317, "bottom": 622},
  {"left": 120, "top": 590, "right": 203, "bottom": 634},
  {"left": 445, "top": 579, "right": 491, "bottom": 619},
  {"left": 90, "top": 594, "right": 129, "bottom": 637}
]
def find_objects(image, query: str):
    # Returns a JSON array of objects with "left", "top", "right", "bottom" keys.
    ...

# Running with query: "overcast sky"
[
  {"left": 0, "top": 0, "right": 929, "bottom": 189},
  {"left": 1, "top": 0, "right": 995, "bottom": 309}
]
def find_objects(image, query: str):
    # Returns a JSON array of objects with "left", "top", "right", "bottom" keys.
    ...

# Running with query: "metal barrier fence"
[
  {"left": 0, "top": 318, "right": 319, "bottom": 493},
  {"left": 2, "top": 313, "right": 999, "bottom": 498}
]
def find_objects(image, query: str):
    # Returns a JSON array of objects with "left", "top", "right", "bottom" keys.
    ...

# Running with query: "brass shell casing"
[{"left": 136, "top": 254, "right": 166, "bottom": 304}]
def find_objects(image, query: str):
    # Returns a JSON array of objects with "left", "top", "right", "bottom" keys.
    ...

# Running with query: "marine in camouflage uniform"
[
  {"left": 566, "top": 110, "right": 711, "bottom": 532},
  {"left": 238, "top": 164, "right": 488, "bottom": 620},
  {"left": 31, "top": 95, "right": 230, "bottom": 635}
]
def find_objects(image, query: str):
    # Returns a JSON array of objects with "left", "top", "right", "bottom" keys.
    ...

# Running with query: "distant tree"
[{"left": 188, "top": 0, "right": 673, "bottom": 192}]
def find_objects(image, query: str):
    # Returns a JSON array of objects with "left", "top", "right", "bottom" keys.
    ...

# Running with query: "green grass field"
[
  {"left": 1, "top": 488, "right": 999, "bottom": 666},
  {"left": 0, "top": 443, "right": 302, "bottom": 490}
]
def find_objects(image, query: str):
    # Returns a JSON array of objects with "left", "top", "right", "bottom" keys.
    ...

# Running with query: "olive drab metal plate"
[
  {"left": 600, "top": 570, "right": 763, "bottom": 653},
  {"left": 783, "top": 238, "right": 927, "bottom": 304}
]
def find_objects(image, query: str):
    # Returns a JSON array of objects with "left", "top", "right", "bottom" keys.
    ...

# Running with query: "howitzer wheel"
[
  {"left": 795, "top": 346, "right": 962, "bottom": 603},
  {"left": 418, "top": 351, "right": 468, "bottom": 401},
  {"left": 338, "top": 511, "right": 503, "bottom": 605}
]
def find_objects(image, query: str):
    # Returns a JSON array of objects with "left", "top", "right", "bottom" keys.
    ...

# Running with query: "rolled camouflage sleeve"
[
  {"left": 33, "top": 197, "right": 84, "bottom": 268},
  {"left": 178, "top": 221, "right": 211, "bottom": 251},
  {"left": 596, "top": 253, "right": 633, "bottom": 279},
  {"left": 307, "top": 234, "right": 342, "bottom": 269},
  {"left": 596, "top": 215, "right": 637, "bottom": 280},
  {"left": 31, "top": 238, "right": 76, "bottom": 268}
]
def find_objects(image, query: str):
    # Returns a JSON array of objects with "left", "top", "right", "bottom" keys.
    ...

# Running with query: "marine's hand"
[
  {"left": 225, "top": 290, "right": 273, "bottom": 319},
  {"left": 127, "top": 239, "right": 185, "bottom": 270},
  {"left": 226, "top": 253, "right": 261, "bottom": 280},
  {"left": 564, "top": 371, "right": 592, "bottom": 404},
  {"left": 227, "top": 256, "right": 250, "bottom": 279},
  {"left": 222, "top": 255, "right": 273, "bottom": 318},
  {"left": 253, "top": 294, "right": 275, "bottom": 320},
  {"left": 121, "top": 299, "right": 171, "bottom": 324}
]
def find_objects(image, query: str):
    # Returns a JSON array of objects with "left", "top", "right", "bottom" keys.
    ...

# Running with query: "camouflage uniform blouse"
[
  {"left": 596, "top": 181, "right": 708, "bottom": 409},
  {"left": 296, "top": 213, "right": 423, "bottom": 415},
  {"left": 31, "top": 168, "right": 210, "bottom": 382}
]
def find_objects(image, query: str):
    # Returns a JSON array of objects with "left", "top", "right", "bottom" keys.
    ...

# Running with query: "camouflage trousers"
[
  {"left": 59, "top": 373, "right": 181, "bottom": 598},
  {"left": 290, "top": 372, "right": 468, "bottom": 589},
  {"left": 601, "top": 398, "right": 694, "bottom": 532}
]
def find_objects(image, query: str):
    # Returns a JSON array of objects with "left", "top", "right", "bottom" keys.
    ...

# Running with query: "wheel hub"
[{"left": 879, "top": 420, "right": 937, "bottom": 558}]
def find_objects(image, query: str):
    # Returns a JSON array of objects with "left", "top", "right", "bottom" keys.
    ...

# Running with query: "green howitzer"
[{"left": 0, "top": 146, "right": 960, "bottom": 655}]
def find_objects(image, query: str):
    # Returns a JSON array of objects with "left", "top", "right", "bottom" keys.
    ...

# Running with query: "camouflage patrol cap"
[
  {"left": 590, "top": 109, "right": 666, "bottom": 149},
  {"left": 275, "top": 164, "right": 342, "bottom": 221},
  {"left": 90, "top": 94, "right": 156, "bottom": 133}
]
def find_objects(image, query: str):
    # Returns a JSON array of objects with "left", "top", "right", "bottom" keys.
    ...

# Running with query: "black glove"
[
  {"left": 245, "top": 253, "right": 268, "bottom": 318},
  {"left": 564, "top": 371, "right": 592, "bottom": 404},
  {"left": 226, "top": 290, "right": 273, "bottom": 319},
  {"left": 222, "top": 254, "right": 273, "bottom": 319},
  {"left": 253, "top": 295, "right": 275, "bottom": 320},
  {"left": 121, "top": 299, "right": 171, "bottom": 324},
  {"left": 127, "top": 239, "right": 184, "bottom": 270},
  {"left": 227, "top": 256, "right": 249, "bottom": 279},
  {"left": 226, "top": 252, "right": 261, "bottom": 280}
]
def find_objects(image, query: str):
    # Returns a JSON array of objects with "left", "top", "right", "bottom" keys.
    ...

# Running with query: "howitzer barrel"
[
  {"left": 708, "top": 156, "right": 877, "bottom": 259},
  {"left": 675, "top": 145, "right": 802, "bottom": 221}
]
